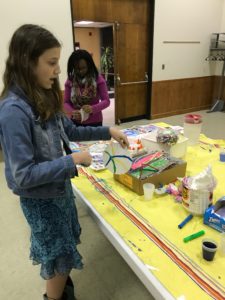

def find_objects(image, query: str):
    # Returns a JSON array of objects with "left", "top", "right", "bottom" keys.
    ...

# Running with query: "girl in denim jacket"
[{"left": 0, "top": 24, "right": 128, "bottom": 300}]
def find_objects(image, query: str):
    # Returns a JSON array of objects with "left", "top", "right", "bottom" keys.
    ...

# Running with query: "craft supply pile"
[{"left": 71, "top": 118, "right": 225, "bottom": 262}]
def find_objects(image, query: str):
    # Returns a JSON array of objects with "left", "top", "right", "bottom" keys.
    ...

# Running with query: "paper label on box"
[{"left": 119, "top": 174, "right": 133, "bottom": 188}]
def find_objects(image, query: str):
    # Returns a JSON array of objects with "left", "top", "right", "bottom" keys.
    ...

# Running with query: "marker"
[
  {"left": 178, "top": 214, "right": 193, "bottom": 229},
  {"left": 183, "top": 230, "right": 205, "bottom": 243}
]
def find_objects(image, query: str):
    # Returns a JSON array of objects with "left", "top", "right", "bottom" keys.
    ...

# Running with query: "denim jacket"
[{"left": 0, "top": 86, "right": 111, "bottom": 198}]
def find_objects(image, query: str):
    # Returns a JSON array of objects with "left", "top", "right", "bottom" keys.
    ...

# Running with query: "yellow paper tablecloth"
[{"left": 72, "top": 130, "right": 225, "bottom": 300}]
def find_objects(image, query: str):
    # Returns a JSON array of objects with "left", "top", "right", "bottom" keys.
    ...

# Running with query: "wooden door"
[
  {"left": 71, "top": 0, "right": 151, "bottom": 124},
  {"left": 114, "top": 21, "right": 149, "bottom": 123}
]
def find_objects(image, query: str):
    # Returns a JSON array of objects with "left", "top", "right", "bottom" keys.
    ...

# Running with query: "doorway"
[
  {"left": 73, "top": 21, "right": 115, "bottom": 126},
  {"left": 70, "top": 0, "right": 153, "bottom": 124}
]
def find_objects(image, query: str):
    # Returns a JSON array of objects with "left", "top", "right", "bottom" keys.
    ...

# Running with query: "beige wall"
[
  {"left": 74, "top": 27, "right": 101, "bottom": 70},
  {"left": 153, "top": 0, "right": 224, "bottom": 80},
  {"left": 1, "top": 0, "right": 225, "bottom": 89},
  {"left": 0, "top": 0, "right": 73, "bottom": 91},
  {"left": 220, "top": 1, "right": 225, "bottom": 30}
]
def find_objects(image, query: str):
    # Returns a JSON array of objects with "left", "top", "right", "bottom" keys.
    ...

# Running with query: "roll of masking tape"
[{"left": 220, "top": 152, "right": 225, "bottom": 162}]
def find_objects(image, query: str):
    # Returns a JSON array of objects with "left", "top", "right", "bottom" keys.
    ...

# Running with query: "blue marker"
[{"left": 178, "top": 214, "right": 193, "bottom": 229}]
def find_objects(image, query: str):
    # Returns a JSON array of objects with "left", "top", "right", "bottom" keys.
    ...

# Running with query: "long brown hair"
[{"left": 1, "top": 24, "right": 63, "bottom": 120}]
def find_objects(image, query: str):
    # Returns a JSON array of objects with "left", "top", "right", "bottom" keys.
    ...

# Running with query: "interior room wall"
[
  {"left": 0, "top": 0, "right": 73, "bottom": 92},
  {"left": 215, "top": 1, "right": 225, "bottom": 76},
  {"left": 153, "top": 0, "right": 224, "bottom": 81},
  {"left": 220, "top": 1, "right": 225, "bottom": 30},
  {"left": 74, "top": 27, "right": 101, "bottom": 69},
  {"left": 1, "top": 0, "right": 225, "bottom": 95}
]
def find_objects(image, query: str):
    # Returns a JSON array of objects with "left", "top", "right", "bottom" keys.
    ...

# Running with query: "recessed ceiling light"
[{"left": 75, "top": 21, "right": 94, "bottom": 25}]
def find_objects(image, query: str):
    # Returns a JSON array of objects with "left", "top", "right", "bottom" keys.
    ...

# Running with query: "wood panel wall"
[
  {"left": 150, "top": 76, "right": 218, "bottom": 119},
  {"left": 72, "top": 0, "right": 149, "bottom": 24}
]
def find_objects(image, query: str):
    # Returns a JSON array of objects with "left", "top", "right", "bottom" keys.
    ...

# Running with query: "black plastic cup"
[{"left": 202, "top": 239, "right": 218, "bottom": 261}]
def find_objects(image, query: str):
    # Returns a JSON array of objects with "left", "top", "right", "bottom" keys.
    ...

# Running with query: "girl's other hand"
[
  {"left": 72, "top": 110, "right": 81, "bottom": 121},
  {"left": 71, "top": 151, "right": 92, "bottom": 167},
  {"left": 82, "top": 105, "right": 92, "bottom": 114},
  {"left": 109, "top": 127, "right": 129, "bottom": 149}
]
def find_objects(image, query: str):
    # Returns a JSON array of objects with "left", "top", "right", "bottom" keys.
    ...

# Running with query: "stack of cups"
[{"left": 183, "top": 114, "right": 202, "bottom": 146}]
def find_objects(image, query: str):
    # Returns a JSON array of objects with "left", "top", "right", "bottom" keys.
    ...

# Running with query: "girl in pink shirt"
[{"left": 64, "top": 49, "right": 110, "bottom": 126}]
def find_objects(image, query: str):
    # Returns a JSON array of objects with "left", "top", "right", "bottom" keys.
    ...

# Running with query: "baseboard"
[{"left": 151, "top": 105, "right": 211, "bottom": 119}]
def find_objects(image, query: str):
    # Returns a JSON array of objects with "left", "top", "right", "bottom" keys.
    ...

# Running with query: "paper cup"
[{"left": 143, "top": 183, "right": 155, "bottom": 201}]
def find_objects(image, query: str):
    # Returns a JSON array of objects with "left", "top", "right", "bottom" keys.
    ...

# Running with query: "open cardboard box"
[
  {"left": 114, "top": 161, "right": 187, "bottom": 195},
  {"left": 204, "top": 197, "right": 225, "bottom": 232}
]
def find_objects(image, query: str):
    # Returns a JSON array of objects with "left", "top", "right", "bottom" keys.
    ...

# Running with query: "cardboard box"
[
  {"left": 114, "top": 161, "right": 187, "bottom": 195},
  {"left": 204, "top": 197, "right": 225, "bottom": 232}
]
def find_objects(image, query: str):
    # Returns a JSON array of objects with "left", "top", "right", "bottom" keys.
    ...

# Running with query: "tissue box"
[
  {"left": 204, "top": 197, "right": 225, "bottom": 232},
  {"left": 141, "top": 133, "right": 188, "bottom": 158}
]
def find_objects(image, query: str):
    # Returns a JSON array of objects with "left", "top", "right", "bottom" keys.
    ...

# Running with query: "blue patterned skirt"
[{"left": 20, "top": 181, "right": 83, "bottom": 279}]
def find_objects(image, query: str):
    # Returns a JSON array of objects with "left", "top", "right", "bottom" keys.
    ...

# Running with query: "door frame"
[
  {"left": 147, "top": 0, "right": 155, "bottom": 120},
  {"left": 69, "top": 0, "right": 155, "bottom": 123}
]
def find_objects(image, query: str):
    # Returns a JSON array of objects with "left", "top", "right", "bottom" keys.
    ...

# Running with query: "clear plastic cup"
[
  {"left": 183, "top": 114, "right": 202, "bottom": 146},
  {"left": 143, "top": 183, "right": 155, "bottom": 200}
]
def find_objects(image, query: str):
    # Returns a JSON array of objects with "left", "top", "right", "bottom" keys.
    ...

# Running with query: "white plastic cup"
[{"left": 143, "top": 183, "right": 155, "bottom": 200}]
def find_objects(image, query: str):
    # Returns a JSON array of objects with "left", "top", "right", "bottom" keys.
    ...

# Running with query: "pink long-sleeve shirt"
[{"left": 64, "top": 74, "right": 110, "bottom": 125}]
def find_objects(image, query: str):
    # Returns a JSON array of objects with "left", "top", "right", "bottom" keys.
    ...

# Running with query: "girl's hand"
[
  {"left": 109, "top": 127, "right": 129, "bottom": 148},
  {"left": 82, "top": 105, "right": 92, "bottom": 114},
  {"left": 72, "top": 110, "right": 81, "bottom": 121},
  {"left": 71, "top": 151, "right": 92, "bottom": 167}
]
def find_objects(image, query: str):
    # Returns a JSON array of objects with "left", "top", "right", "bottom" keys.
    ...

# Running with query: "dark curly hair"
[
  {"left": 1, "top": 24, "right": 63, "bottom": 120},
  {"left": 67, "top": 49, "right": 99, "bottom": 81}
]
